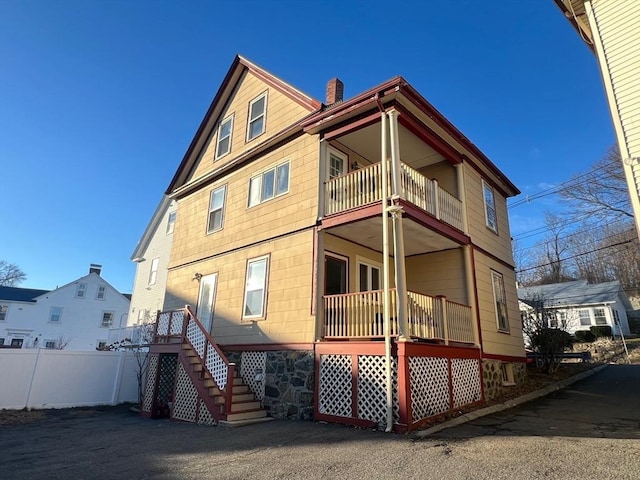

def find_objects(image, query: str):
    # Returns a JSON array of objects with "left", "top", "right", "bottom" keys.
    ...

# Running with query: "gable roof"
[
  {"left": 32, "top": 272, "right": 131, "bottom": 303},
  {"left": 131, "top": 195, "right": 174, "bottom": 262},
  {"left": 167, "top": 55, "right": 321, "bottom": 194},
  {"left": 0, "top": 286, "right": 50, "bottom": 303},
  {"left": 518, "top": 280, "right": 632, "bottom": 309}
]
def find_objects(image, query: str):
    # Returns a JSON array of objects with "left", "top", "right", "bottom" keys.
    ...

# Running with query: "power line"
[{"left": 514, "top": 224, "right": 635, "bottom": 254}]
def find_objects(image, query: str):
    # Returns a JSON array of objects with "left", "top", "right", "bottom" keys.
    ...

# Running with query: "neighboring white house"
[
  {"left": 0, "top": 265, "right": 130, "bottom": 351},
  {"left": 518, "top": 280, "right": 632, "bottom": 339},
  {"left": 126, "top": 196, "right": 177, "bottom": 328}
]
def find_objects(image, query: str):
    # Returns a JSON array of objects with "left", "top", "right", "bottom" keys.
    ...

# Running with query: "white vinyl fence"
[{"left": 0, "top": 349, "right": 144, "bottom": 410}]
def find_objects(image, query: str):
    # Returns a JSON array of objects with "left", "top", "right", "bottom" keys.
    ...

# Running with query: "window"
[
  {"left": 358, "top": 262, "right": 381, "bottom": 291},
  {"left": 101, "top": 312, "right": 114, "bottom": 328},
  {"left": 248, "top": 161, "right": 290, "bottom": 207},
  {"left": 247, "top": 92, "right": 267, "bottom": 141},
  {"left": 75, "top": 283, "right": 87, "bottom": 298},
  {"left": 491, "top": 271, "right": 509, "bottom": 332},
  {"left": 482, "top": 180, "right": 498, "bottom": 233},
  {"left": 96, "top": 285, "right": 106, "bottom": 300},
  {"left": 11, "top": 338, "right": 23, "bottom": 348},
  {"left": 243, "top": 255, "right": 269, "bottom": 319},
  {"left": 215, "top": 115, "right": 234, "bottom": 158},
  {"left": 148, "top": 258, "right": 159, "bottom": 285},
  {"left": 0, "top": 304, "right": 7, "bottom": 321},
  {"left": 49, "top": 307, "right": 63, "bottom": 323},
  {"left": 500, "top": 363, "right": 515, "bottom": 386},
  {"left": 166, "top": 211, "right": 176, "bottom": 234},
  {"left": 328, "top": 148, "right": 347, "bottom": 179},
  {"left": 45, "top": 340, "right": 56, "bottom": 349},
  {"left": 579, "top": 309, "right": 591, "bottom": 326},
  {"left": 594, "top": 308, "right": 607, "bottom": 326},
  {"left": 0, "top": 338, "right": 4, "bottom": 345},
  {"left": 207, "top": 185, "right": 227, "bottom": 233}
]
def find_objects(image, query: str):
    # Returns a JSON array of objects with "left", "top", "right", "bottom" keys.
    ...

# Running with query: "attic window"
[
  {"left": 75, "top": 283, "right": 87, "bottom": 298},
  {"left": 96, "top": 285, "right": 106, "bottom": 300},
  {"left": 247, "top": 92, "right": 267, "bottom": 141},
  {"left": 482, "top": 180, "right": 498, "bottom": 234},
  {"left": 215, "top": 115, "right": 234, "bottom": 159},
  {"left": 166, "top": 211, "right": 176, "bottom": 235}
]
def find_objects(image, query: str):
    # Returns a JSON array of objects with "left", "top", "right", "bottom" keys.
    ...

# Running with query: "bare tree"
[
  {"left": 529, "top": 213, "right": 574, "bottom": 284},
  {"left": 0, "top": 260, "right": 26, "bottom": 287},
  {"left": 53, "top": 335, "right": 71, "bottom": 350}
]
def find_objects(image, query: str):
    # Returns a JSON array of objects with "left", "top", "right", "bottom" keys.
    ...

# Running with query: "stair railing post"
[
  {"left": 153, "top": 310, "right": 160, "bottom": 343},
  {"left": 225, "top": 363, "right": 236, "bottom": 414},
  {"left": 181, "top": 306, "right": 190, "bottom": 343}
]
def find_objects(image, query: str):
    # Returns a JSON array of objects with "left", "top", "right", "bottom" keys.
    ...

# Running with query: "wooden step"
[
  {"left": 231, "top": 385, "right": 249, "bottom": 394},
  {"left": 233, "top": 377, "right": 244, "bottom": 386},
  {"left": 192, "top": 364, "right": 203, "bottom": 372},
  {"left": 189, "top": 356, "right": 200, "bottom": 365},
  {"left": 208, "top": 386, "right": 222, "bottom": 396},
  {"left": 219, "top": 416, "right": 274, "bottom": 428},
  {"left": 224, "top": 409, "right": 268, "bottom": 422},
  {"left": 232, "top": 392, "right": 255, "bottom": 402},
  {"left": 230, "top": 400, "right": 261, "bottom": 412}
]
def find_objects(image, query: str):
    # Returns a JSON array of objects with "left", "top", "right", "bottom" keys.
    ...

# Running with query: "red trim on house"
[
  {"left": 149, "top": 342, "right": 183, "bottom": 354},
  {"left": 221, "top": 343, "right": 315, "bottom": 352},
  {"left": 399, "top": 200, "right": 470, "bottom": 245},
  {"left": 315, "top": 413, "right": 377, "bottom": 429},
  {"left": 322, "top": 111, "right": 381, "bottom": 141},
  {"left": 395, "top": 105, "right": 463, "bottom": 165},
  {"left": 447, "top": 360, "right": 454, "bottom": 410},
  {"left": 482, "top": 353, "right": 527, "bottom": 363},
  {"left": 320, "top": 203, "right": 383, "bottom": 229},
  {"left": 398, "top": 341, "right": 481, "bottom": 360},
  {"left": 351, "top": 354, "right": 358, "bottom": 418},
  {"left": 470, "top": 246, "right": 484, "bottom": 354},
  {"left": 314, "top": 341, "right": 389, "bottom": 356},
  {"left": 396, "top": 344, "right": 411, "bottom": 430},
  {"left": 246, "top": 63, "right": 321, "bottom": 111},
  {"left": 471, "top": 244, "right": 516, "bottom": 270}
]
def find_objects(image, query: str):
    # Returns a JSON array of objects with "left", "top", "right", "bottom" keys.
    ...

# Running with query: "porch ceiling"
[
  {"left": 335, "top": 123, "right": 445, "bottom": 170},
  {"left": 326, "top": 216, "right": 459, "bottom": 256}
]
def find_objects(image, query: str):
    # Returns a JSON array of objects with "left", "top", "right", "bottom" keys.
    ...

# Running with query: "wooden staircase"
[{"left": 182, "top": 343, "right": 271, "bottom": 426}]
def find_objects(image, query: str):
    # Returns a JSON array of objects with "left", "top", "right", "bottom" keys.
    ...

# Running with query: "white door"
[{"left": 196, "top": 273, "right": 217, "bottom": 333}]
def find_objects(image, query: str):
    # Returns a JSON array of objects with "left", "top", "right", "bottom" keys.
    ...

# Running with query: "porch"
[{"left": 323, "top": 288, "right": 475, "bottom": 345}]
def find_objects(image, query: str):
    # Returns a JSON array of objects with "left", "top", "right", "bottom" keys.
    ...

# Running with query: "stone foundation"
[
  {"left": 226, "top": 349, "right": 315, "bottom": 420},
  {"left": 482, "top": 360, "right": 527, "bottom": 401}
]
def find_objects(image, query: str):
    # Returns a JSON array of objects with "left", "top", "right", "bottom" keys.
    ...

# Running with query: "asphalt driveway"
[{"left": 1, "top": 365, "right": 638, "bottom": 480}]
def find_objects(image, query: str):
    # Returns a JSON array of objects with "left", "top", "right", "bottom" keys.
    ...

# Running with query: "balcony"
[
  {"left": 324, "top": 161, "right": 464, "bottom": 232},
  {"left": 323, "top": 289, "right": 474, "bottom": 344}
]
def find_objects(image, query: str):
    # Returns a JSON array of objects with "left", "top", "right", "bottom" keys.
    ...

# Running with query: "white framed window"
[
  {"left": 215, "top": 115, "right": 234, "bottom": 159},
  {"left": 148, "top": 258, "right": 159, "bottom": 285},
  {"left": 166, "top": 211, "right": 177, "bottom": 234},
  {"left": 593, "top": 308, "right": 607, "bottom": 326},
  {"left": 207, "top": 185, "right": 227, "bottom": 233},
  {"left": 11, "top": 338, "right": 24, "bottom": 348},
  {"left": 75, "top": 283, "right": 87, "bottom": 298},
  {"left": 357, "top": 260, "right": 381, "bottom": 292},
  {"left": 500, "top": 363, "right": 515, "bottom": 386},
  {"left": 49, "top": 306, "right": 63, "bottom": 323},
  {"left": 247, "top": 92, "right": 267, "bottom": 141},
  {"left": 137, "top": 309, "right": 147, "bottom": 323},
  {"left": 0, "top": 304, "right": 7, "bottom": 321},
  {"left": 491, "top": 270, "right": 509, "bottom": 332},
  {"left": 248, "top": 161, "right": 290, "bottom": 207},
  {"left": 482, "top": 180, "right": 498, "bottom": 233},
  {"left": 328, "top": 147, "right": 348, "bottom": 179},
  {"left": 101, "top": 311, "right": 114, "bottom": 328},
  {"left": 96, "top": 285, "right": 106, "bottom": 300},
  {"left": 196, "top": 273, "right": 218, "bottom": 332},
  {"left": 579, "top": 309, "right": 591, "bottom": 326},
  {"left": 243, "top": 255, "right": 269, "bottom": 320},
  {"left": 45, "top": 340, "right": 56, "bottom": 349}
]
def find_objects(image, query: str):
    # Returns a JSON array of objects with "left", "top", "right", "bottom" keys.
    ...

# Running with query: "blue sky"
[{"left": 0, "top": 0, "right": 614, "bottom": 293}]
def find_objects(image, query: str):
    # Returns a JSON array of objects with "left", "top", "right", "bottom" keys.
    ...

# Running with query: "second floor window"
[
  {"left": 75, "top": 283, "right": 87, "bottom": 298},
  {"left": 49, "top": 306, "right": 63, "bottom": 323},
  {"left": 207, "top": 185, "right": 227, "bottom": 233},
  {"left": 482, "top": 180, "right": 498, "bottom": 233},
  {"left": 166, "top": 211, "right": 177, "bottom": 234},
  {"left": 96, "top": 285, "right": 106, "bottom": 300},
  {"left": 248, "top": 161, "right": 290, "bottom": 207},
  {"left": 148, "top": 258, "right": 159, "bottom": 285},
  {"left": 491, "top": 271, "right": 509, "bottom": 332},
  {"left": 243, "top": 255, "right": 269, "bottom": 319},
  {"left": 247, "top": 92, "right": 267, "bottom": 141},
  {"left": 216, "top": 115, "right": 234, "bottom": 159},
  {"left": 0, "top": 305, "right": 7, "bottom": 321},
  {"left": 101, "top": 311, "right": 114, "bottom": 328}
]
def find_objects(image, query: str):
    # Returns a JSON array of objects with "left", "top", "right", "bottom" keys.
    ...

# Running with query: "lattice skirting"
[
  {"left": 318, "top": 354, "right": 353, "bottom": 418},
  {"left": 410, "top": 356, "right": 450, "bottom": 421},
  {"left": 240, "top": 351, "right": 266, "bottom": 401},
  {"left": 451, "top": 358, "right": 481, "bottom": 408},
  {"left": 357, "top": 355, "right": 399, "bottom": 427},
  {"left": 142, "top": 354, "right": 159, "bottom": 414},
  {"left": 171, "top": 362, "right": 215, "bottom": 425}
]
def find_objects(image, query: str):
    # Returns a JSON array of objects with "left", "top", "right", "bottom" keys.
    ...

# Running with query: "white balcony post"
[
  {"left": 319, "top": 139, "right": 327, "bottom": 218},
  {"left": 463, "top": 245, "right": 480, "bottom": 347},
  {"left": 439, "top": 296, "right": 449, "bottom": 346},
  {"left": 387, "top": 109, "right": 410, "bottom": 341},
  {"left": 433, "top": 179, "right": 440, "bottom": 220},
  {"left": 455, "top": 163, "right": 469, "bottom": 234}
]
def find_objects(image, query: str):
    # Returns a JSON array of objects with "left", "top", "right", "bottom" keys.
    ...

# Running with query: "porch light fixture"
[{"left": 193, "top": 273, "right": 203, "bottom": 281}]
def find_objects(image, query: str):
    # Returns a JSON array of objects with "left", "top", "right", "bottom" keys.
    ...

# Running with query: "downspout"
[{"left": 377, "top": 95, "right": 393, "bottom": 433}]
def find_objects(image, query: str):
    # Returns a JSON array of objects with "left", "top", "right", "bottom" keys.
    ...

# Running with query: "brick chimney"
[
  {"left": 326, "top": 78, "right": 344, "bottom": 105},
  {"left": 89, "top": 264, "right": 102, "bottom": 276}
]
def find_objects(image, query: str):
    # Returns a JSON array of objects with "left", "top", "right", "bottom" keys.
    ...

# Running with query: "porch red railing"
[{"left": 323, "top": 289, "right": 474, "bottom": 344}]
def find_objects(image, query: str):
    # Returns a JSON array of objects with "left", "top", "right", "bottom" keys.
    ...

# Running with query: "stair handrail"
[{"left": 180, "top": 305, "right": 236, "bottom": 411}]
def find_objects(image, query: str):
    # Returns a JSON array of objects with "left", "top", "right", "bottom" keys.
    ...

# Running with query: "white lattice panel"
[
  {"left": 172, "top": 363, "right": 198, "bottom": 423},
  {"left": 241, "top": 351, "right": 266, "bottom": 401},
  {"left": 186, "top": 319, "right": 205, "bottom": 356},
  {"left": 169, "top": 311, "right": 184, "bottom": 335},
  {"left": 357, "top": 355, "right": 399, "bottom": 428},
  {"left": 142, "top": 355, "right": 159, "bottom": 413},
  {"left": 157, "top": 313, "right": 170, "bottom": 336},
  {"left": 451, "top": 358, "right": 481, "bottom": 408},
  {"left": 197, "top": 400, "right": 216, "bottom": 425},
  {"left": 205, "top": 349, "right": 228, "bottom": 389},
  {"left": 318, "top": 354, "right": 352, "bottom": 417},
  {"left": 409, "top": 357, "right": 450, "bottom": 422}
]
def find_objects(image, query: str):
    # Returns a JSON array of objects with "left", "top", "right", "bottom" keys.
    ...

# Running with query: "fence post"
[
  {"left": 25, "top": 348, "right": 43, "bottom": 410},
  {"left": 111, "top": 350, "right": 127, "bottom": 405}
]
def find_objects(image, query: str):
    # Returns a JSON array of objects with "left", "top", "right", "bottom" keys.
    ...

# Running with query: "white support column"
[
  {"left": 387, "top": 109, "right": 410, "bottom": 341},
  {"left": 463, "top": 244, "right": 480, "bottom": 347},
  {"left": 455, "top": 163, "right": 469, "bottom": 235},
  {"left": 318, "top": 138, "right": 327, "bottom": 220},
  {"left": 314, "top": 228, "right": 325, "bottom": 342}
]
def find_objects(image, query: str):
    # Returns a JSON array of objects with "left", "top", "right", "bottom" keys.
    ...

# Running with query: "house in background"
[
  {"left": 553, "top": 0, "right": 640, "bottom": 238},
  {"left": 143, "top": 56, "right": 525, "bottom": 432},
  {"left": 518, "top": 280, "right": 632, "bottom": 340},
  {"left": 109, "top": 196, "right": 177, "bottom": 346},
  {"left": 0, "top": 264, "right": 130, "bottom": 351}
]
